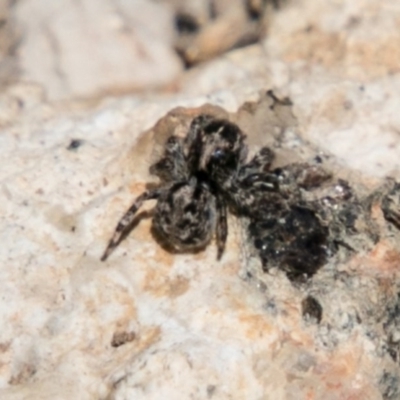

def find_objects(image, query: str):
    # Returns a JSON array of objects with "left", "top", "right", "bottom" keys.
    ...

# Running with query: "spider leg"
[
  {"left": 252, "top": 147, "right": 275, "bottom": 171},
  {"left": 150, "top": 136, "right": 188, "bottom": 182},
  {"left": 228, "top": 172, "right": 279, "bottom": 217},
  {"left": 101, "top": 189, "right": 161, "bottom": 261},
  {"left": 240, "top": 172, "right": 279, "bottom": 191},
  {"left": 239, "top": 146, "right": 275, "bottom": 177},
  {"left": 215, "top": 194, "right": 228, "bottom": 260}
]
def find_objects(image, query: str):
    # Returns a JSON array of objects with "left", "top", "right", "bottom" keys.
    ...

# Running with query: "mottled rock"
[
  {"left": 1, "top": 0, "right": 400, "bottom": 399},
  {"left": 14, "top": 0, "right": 182, "bottom": 100}
]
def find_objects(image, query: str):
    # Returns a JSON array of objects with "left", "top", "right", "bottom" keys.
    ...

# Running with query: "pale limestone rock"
[
  {"left": 0, "top": 0, "right": 18, "bottom": 86},
  {"left": 0, "top": 83, "right": 268, "bottom": 399},
  {"left": 260, "top": 0, "right": 400, "bottom": 178},
  {"left": 0, "top": 82, "right": 398, "bottom": 400},
  {"left": 265, "top": 0, "right": 400, "bottom": 80},
  {"left": 1, "top": 0, "right": 400, "bottom": 399},
  {"left": 14, "top": 0, "right": 182, "bottom": 100}
]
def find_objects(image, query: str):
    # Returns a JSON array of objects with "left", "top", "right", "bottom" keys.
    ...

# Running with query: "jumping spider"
[
  {"left": 101, "top": 115, "right": 229, "bottom": 261},
  {"left": 101, "top": 113, "right": 393, "bottom": 283},
  {"left": 101, "top": 114, "right": 275, "bottom": 262}
]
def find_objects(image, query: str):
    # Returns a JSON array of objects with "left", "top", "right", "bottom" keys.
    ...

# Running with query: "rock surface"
[
  {"left": 0, "top": 1, "right": 400, "bottom": 400},
  {"left": 14, "top": 0, "right": 182, "bottom": 100}
]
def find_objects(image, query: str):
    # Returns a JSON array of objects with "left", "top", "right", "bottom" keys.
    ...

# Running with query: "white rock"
[
  {"left": 1, "top": 0, "right": 400, "bottom": 399},
  {"left": 14, "top": 0, "right": 182, "bottom": 100}
]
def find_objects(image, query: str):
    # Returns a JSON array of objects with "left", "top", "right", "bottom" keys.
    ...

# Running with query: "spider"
[
  {"left": 101, "top": 114, "right": 273, "bottom": 261},
  {"left": 103, "top": 112, "right": 341, "bottom": 283},
  {"left": 102, "top": 113, "right": 334, "bottom": 276},
  {"left": 102, "top": 112, "right": 386, "bottom": 283}
]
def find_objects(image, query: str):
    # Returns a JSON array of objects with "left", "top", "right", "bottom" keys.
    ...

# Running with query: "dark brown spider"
[
  {"left": 101, "top": 113, "right": 334, "bottom": 276},
  {"left": 101, "top": 114, "right": 257, "bottom": 261},
  {"left": 101, "top": 112, "right": 400, "bottom": 285}
]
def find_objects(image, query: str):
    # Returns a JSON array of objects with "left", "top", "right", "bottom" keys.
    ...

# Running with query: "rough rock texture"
[
  {"left": 170, "top": 0, "right": 274, "bottom": 65},
  {"left": 14, "top": 0, "right": 182, "bottom": 100},
  {"left": 0, "top": 0, "right": 18, "bottom": 86},
  {"left": 0, "top": 0, "right": 400, "bottom": 399}
]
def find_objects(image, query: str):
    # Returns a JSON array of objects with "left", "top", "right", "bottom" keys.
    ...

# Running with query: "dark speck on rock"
[
  {"left": 175, "top": 13, "right": 199, "bottom": 34},
  {"left": 67, "top": 139, "right": 84, "bottom": 151},
  {"left": 207, "top": 384, "right": 216, "bottom": 398},
  {"left": 302, "top": 295, "right": 323, "bottom": 323}
]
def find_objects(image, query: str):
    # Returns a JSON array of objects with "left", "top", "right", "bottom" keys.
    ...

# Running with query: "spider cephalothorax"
[{"left": 187, "top": 116, "right": 248, "bottom": 190}]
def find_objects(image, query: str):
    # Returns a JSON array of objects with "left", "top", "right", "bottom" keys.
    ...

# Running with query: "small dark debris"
[
  {"left": 386, "top": 344, "right": 398, "bottom": 362},
  {"left": 314, "top": 155, "right": 323, "bottom": 164},
  {"left": 175, "top": 13, "right": 199, "bottom": 34},
  {"left": 302, "top": 295, "right": 323, "bottom": 323},
  {"left": 264, "top": 300, "right": 278, "bottom": 316},
  {"left": 111, "top": 331, "right": 136, "bottom": 348},
  {"left": 207, "top": 384, "right": 217, "bottom": 398},
  {"left": 380, "top": 371, "right": 400, "bottom": 400},
  {"left": 381, "top": 183, "right": 400, "bottom": 230},
  {"left": 246, "top": 0, "right": 264, "bottom": 20},
  {"left": 67, "top": 139, "right": 84, "bottom": 151},
  {"left": 383, "top": 292, "right": 400, "bottom": 362},
  {"left": 208, "top": 0, "right": 217, "bottom": 20},
  {"left": 266, "top": 89, "right": 293, "bottom": 109}
]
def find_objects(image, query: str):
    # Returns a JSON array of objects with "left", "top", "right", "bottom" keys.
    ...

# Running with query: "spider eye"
[{"left": 212, "top": 148, "right": 226, "bottom": 160}]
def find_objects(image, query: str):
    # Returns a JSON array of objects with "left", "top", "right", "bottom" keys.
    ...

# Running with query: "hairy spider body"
[
  {"left": 102, "top": 111, "right": 400, "bottom": 286},
  {"left": 101, "top": 116, "right": 240, "bottom": 261},
  {"left": 152, "top": 178, "right": 217, "bottom": 253},
  {"left": 248, "top": 202, "right": 329, "bottom": 281},
  {"left": 101, "top": 113, "right": 335, "bottom": 283},
  {"left": 101, "top": 113, "right": 324, "bottom": 272}
]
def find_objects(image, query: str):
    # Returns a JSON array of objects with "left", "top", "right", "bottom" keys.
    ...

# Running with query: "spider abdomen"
[{"left": 152, "top": 180, "right": 217, "bottom": 252}]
